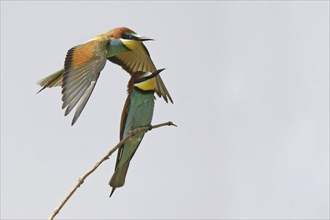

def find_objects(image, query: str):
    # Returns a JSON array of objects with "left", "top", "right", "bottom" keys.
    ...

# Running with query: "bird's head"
[
  {"left": 128, "top": 68, "right": 165, "bottom": 92},
  {"left": 108, "top": 27, "right": 153, "bottom": 50}
]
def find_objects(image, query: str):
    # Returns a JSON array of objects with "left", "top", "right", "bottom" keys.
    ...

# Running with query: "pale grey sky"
[{"left": 1, "top": 1, "right": 329, "bottom": 219}]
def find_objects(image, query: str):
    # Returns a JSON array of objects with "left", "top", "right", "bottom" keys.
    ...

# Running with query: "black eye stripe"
[{"left": 122, "top": 33, "right": 139, "bottom": 40}]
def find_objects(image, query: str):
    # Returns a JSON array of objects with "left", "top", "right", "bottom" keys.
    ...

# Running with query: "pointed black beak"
[
  {"left": 138, "top": 36, "right": 154, "bottom": 42},
  {"left": 151, "top": 68, "right": 166, "bottom": 76},
  {"left": 135, "top": 68, "right": 165, "bottom": 84}
]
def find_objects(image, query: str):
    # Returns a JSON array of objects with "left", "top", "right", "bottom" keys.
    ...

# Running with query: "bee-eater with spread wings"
[
  {"left": 109, "top": 68, "right": 165, "bottom": 196},
  {"left": 37, "top": 27, "right": 172, "bottom": 125}
]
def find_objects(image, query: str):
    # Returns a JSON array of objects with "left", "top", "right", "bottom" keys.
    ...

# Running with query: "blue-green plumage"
[
  {"left": 117, "top": 89, "right": 154, "bottom": 167},
  {"left": 107, "top": 38, "right": 131, "bottom": 57},
  {"left": 109, "top": 74, "right": 158, "bottom": 196}
]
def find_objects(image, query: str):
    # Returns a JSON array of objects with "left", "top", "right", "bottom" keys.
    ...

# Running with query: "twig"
[{"left": 49, "top": 121, "right": 177, "bottom": 220}]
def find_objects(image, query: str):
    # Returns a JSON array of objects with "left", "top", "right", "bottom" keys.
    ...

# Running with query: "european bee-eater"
[
  {"left": 37, "top": 27, "right": 172, "bottom": 125},
  {"left": 109, "top": 68, "right": 165, "bottom": 197}
]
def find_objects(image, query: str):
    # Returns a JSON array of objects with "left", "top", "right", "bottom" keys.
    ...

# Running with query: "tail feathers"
[
  {"left": 155, "top": 75, "right": 173, "bottom": 103},
  {"left": 109, "top": 162, "right": 130, "bottom": 197},
  {"left": 36, "top": 86, "right": 46, "bottom": 94},
  {"left": 37, "top": 69, "right": 64, "bottom": 93},
  {"left": 109, "top": 187, "right": 116, "bottom": 197}
]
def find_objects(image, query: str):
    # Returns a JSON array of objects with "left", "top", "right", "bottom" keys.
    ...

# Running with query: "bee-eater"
[
  {"left": 37, "top": 27, "right": 172, "bottom": 125},
  {"left": 109, "top": 68, "right": 165, "bottom": 197}
]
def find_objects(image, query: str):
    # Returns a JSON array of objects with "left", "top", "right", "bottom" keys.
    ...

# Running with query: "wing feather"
[
  {"left": 64, "top": 83, "right": 89, "bottom": 116},
  {"left": 62, "top": 40, "right": 107, "bottom": 125},
  {"left": 108, "top": 43, "right": 172, "bottom": 103},
  {"left": 115, "top": 95, "right": 131, "bottom": 168},
  {"left": 71, "top": 81, "right": 97, "bottom": 125},
  {"left": 63, "top": 79, "right": 89, "bottom": 113}
]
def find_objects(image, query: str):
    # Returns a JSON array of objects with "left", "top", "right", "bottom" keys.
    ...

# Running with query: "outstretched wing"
[
  {"left": 109, "top": 44, "right": 173, "bottom": 103},
  {"left": 62, "top": 40, "right": 107, "bottom": 125}
]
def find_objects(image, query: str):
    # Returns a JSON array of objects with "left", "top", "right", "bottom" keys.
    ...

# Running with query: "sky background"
[{"left": 1, "top": 1, "right": 329, "bottom": 219}]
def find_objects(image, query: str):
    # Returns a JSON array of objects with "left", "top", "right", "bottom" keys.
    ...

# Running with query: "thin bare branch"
[{"left": 49, "top": 121, "right": 176, "bottom": 220}]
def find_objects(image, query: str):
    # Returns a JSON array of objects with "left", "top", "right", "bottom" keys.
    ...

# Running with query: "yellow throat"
[
  {"left": 134, "top": 77, "right": 156, "bottom": 91},
  {"left": 121, "top": 39, "right": 141, "bottom": 50}
]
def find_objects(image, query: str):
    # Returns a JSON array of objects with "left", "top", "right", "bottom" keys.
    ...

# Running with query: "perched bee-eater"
[
  {"left": 37, "top": 27, "right": 172, "bottom": 125},
  {"left": 109, "top": 68, "right": 165, "bottom": 197}
]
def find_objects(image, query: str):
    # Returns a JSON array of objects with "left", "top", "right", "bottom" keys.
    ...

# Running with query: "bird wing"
[
  {"left": 62, "top": 40, "right": 107, "bottom": 125},
  {"left": 108, "top": 44, "right": 173, "bottom": 103},
  {"left": 115, "top": 95, "right": 130, "bottom": 168}
]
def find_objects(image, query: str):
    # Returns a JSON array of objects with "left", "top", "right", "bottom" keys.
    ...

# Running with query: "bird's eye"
[
  {"left": 122, "top": 33, "right": 138, "bottom": 40},
  {"left": 122, "top": 33, "right": 129, "bottom": 39}
]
